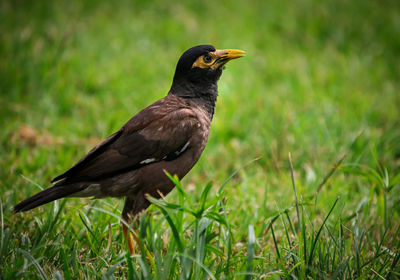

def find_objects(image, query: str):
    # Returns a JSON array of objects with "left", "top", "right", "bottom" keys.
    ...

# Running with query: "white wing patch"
[
  {"left": 175, "top": 141, "right": 190, "bottom": 156},
  {"left": 140, "top": 141, "right": 190, "bottom": 165},
  {"left": 140, "top": 158, "right": 157, "bottom": 164}
]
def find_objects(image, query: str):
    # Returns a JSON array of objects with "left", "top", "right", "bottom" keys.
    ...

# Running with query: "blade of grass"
[
  {"left": 316, "top": 153, "right": 347, "bottom": 193},
  {"left": 104, "top": 257, "right": 127, "bottom": 278},
  {"left": 60, "top": 247, "right": 72, "bottom": 280},
  {"left": 157, "top": 207, "right": 183, "bottom": 252},
  {"left": 288, "top": 152, "right": 300, "bottom": 232},
  {"left": 301, "top": 206, "right": 307, "bottom": 271},
  {"left": 281, "top": 212, "right": 299, "bottom": 276},
  {"left": 308, "top": 197, "right": 339, "bottom": 266},
  {"left": 218, "top": 158, "right": 260, "bottom": 194},
  {"left": 316, "top": 131, "right": 363, "bottom": 193},
  {"left": 179, "top": 253, "right": 217, "bottom": 280},
  {"left": 164, "top": 171, "right": 192, "bottom": 203},
  {"left": 17, "top": 249, "right": 49, "bottom": 280},
  {"left": 78, "top": 210, "right": 99, "bottom": 244},
  {"left": 269, "top": 223, "right": 281, "bottom": 261},
  {"left": 245, "top": 224, "right": 255, "bottom": 280},
  {"left": 47, "top": 198, "right": 68, "bottom": 237},
  {"left": 387, "top": 225, "right": 400, "bottom": 279},
  {"left": 289, "top": 152, "right": 307, "bottom": 274},
  {"left": 199, "top": 181, "right": 213, "bottom": 214}
]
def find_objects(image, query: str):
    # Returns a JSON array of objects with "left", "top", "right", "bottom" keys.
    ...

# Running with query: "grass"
[{"left": 1, "top": 0, "right": 400, "bottom": 279}]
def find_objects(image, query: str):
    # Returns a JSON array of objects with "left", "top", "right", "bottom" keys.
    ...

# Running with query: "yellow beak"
[
  {"left": 212, "top": 49, "right": 245, "bottom": 69},
  {"left": 220, "top": 49, "right": 246, "bottom": 60}
]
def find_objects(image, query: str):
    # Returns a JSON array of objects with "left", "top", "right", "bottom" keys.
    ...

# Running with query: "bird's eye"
[{"left": 203, "top": 55, "right": 212, "bottom": 64}]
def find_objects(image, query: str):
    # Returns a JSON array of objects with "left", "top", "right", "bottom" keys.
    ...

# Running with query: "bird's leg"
[
  {"left": 122, "top": 217, "right": 136, "bottom": 255},
  {"left": 122, "top": 195, "right": 152, "bottom": 262},
  {"left": 122, "top": 196, "right": 149, "bottom": 256},
  {"left": 122, "top": 197, "right": 139, "bottom": 255}
]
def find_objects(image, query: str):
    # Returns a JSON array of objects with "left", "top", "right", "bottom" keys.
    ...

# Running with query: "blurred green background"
[{"left": 1, "top": 0, "right": 400, "bottom": 278}]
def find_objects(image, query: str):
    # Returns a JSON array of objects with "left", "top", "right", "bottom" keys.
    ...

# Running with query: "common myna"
[{"left": 14, "top": 45, "right": 245, "bottom": 254}]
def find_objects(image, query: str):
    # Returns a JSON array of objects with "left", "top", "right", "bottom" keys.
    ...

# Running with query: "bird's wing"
[{"left": 52, "top": 106, "right": 200, "bottom": 183}]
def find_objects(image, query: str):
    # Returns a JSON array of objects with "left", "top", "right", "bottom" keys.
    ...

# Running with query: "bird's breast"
[{"left": 137, "top": 109, "right": 211, "bottom": 198}]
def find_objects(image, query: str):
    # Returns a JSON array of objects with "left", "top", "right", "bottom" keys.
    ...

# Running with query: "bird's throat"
[{"left": 169, "top": 80, "right": 218, "bottom": 119}]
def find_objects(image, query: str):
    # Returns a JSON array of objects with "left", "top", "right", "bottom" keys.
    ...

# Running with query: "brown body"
[{"left": 69, "top": 94, "right": 212, "bottom": 218}]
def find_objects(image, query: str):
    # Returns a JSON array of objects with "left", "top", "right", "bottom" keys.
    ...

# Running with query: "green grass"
[{"left": 1, "top": 0, "right": 400, "bottom": 279}]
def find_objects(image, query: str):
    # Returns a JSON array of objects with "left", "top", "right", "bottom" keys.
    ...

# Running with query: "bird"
[{"left": 14, "top": 44, "right": 245, "bottom": 255}]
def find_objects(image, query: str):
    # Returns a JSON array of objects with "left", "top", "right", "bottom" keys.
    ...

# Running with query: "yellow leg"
[
  {"left": 122, "top": 223, "right": 135, "bottom": 255},
  {"left": 122, "top": 220, "right": 152, "bottom": 263}
]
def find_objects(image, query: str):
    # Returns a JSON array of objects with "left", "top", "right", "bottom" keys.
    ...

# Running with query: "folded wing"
[{"left": 52, "top": 106, "right": 199, "bottom": 183}]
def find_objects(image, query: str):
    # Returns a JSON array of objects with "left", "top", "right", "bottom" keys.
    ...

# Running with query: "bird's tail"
[{"left": 14, "top": 182, "right": 84, "bottom": 213}]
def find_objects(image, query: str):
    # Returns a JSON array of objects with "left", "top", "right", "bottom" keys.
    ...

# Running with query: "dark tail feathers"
[{"left": 14, "top": 183, "right": 83, "bottom": 213}]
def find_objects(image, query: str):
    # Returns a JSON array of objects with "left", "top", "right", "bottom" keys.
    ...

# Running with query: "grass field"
[{"left": 1, "top": 0, "right": 400, "bottom": 279}]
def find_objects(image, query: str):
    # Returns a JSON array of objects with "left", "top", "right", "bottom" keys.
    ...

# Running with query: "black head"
[
  {"left": 170, "top": 45, "right": 245, "bottom": 101},
  {"left": 173, "top": 45, "right": 217, "bottom": 80}
]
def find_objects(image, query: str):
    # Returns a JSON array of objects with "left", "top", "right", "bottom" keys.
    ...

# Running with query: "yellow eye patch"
[{"left": 192, "top": 52, "right": 217, "bottom": 69}]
